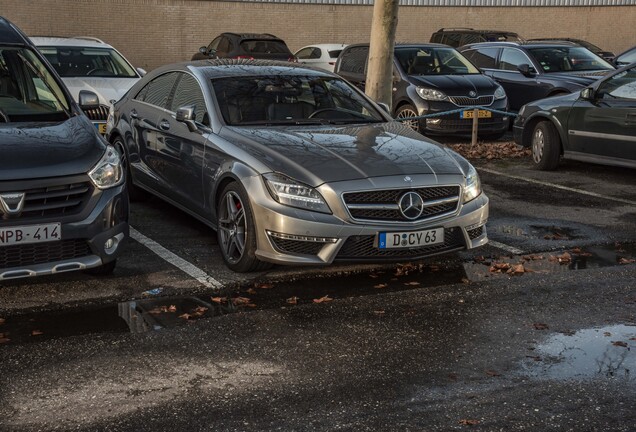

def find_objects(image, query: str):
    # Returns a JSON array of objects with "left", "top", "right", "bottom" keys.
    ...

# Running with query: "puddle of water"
[
  {"left": 464, "top": 243, "right": 636, "bottom": 281},
  {"left": 0, "top": 261, "right": 466, "bottom": 346},
  {"left": 521, "top": 325, "right": 636, "bottom": 382}
]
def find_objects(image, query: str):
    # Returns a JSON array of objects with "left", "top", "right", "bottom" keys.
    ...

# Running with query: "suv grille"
[
  {"left": 83, "top": 105, "right": 110, "bottom": 121},
  {"left": 0, "top": 239, "right": 92, "bottom": 269},
  {"left": 0, "top": 181, "right": 94, "bottom": 222},
  {"left": 335, "top": 228, "right": 465, "bottom": 260},
  {"left": 343, "top": 186, "right": 460, "bottom": 222},
  {"left": 448, "top": 95, "right": 494, "bottom": 107}
]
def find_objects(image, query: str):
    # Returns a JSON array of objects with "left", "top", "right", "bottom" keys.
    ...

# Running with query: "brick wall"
[{"left": 1, "top": 0, "right": 634, "bottom": 71}]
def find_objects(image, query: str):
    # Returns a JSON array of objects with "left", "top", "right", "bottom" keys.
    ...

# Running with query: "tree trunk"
[{"left": 365, "top": 0, "right": 399, "bottom": 110}]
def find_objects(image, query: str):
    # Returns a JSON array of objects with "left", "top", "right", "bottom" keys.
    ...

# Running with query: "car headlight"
[
  {"left": 416, "top": 87, "right": 447, "bottom": 101},
  {"left": 494, "top": 85, "right": 506, "bottom": 100},
  {"left": 463, "top": 165, "right": 482, "bottom": 203},
  {"left": 264, "top": 173, "right": 331, "bottom": 214},
  {"left": 89, "top": 145, "right": 123, "bottom": 189},
  {"left": 105, "top": 105, "right": 115, "bottom": 134}
]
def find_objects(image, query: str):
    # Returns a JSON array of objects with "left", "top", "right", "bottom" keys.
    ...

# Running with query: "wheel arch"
[{"left": 522, "top": 113, "right": 567, "bottom": 155}]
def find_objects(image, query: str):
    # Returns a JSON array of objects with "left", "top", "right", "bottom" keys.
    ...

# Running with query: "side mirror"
[
  {"left": 176, "top": 106, "right": 198, "bottom": 132},
  {"left": 517, "top": 63, "right": 536, "bottom": 77},
  {"left": 580, "top": 87, "right": 595, "bottom": 100},
  {"left": 199, "top": 46, "right": 208, "bottom": 55},
  {"left": 136, "top": 67, "right": 147, "bottom": 77},
  {"left": 377, "top": 102, "right": 391, "bottom": 114},
  {"left": 78, "top": 90, "right": 99, "bottom": 110}
]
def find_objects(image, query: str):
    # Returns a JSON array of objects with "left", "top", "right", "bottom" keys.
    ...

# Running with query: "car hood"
[
  {"left": 542, "top": 70, "right": 610, "bottom": 86},
  {"left": 408, "top": 74, "right": 499, "bottom": 96},
  {"left": 61, "top": 77, "right": 139, "bottom": 106},
  {"left": 220, "top": 122, "right": 465, "bottom": 187},
  {"left": 0, "top": 116, "right": 106, "bottom": 181}
]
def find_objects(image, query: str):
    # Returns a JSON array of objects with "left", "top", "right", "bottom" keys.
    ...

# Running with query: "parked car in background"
[
  {"left": 529, "top": 38, "right": 615, "bottom": 63},
  {"left": 459, "top": 41, "right": 615, "bottom": 111},
  {"left": 514, "top": 63, "right": 636, "bottom": 170},
  {"left": 107, "top": 60, "right": 489, "bottom": 272},
  {"left": 430, "top": 28, "right": 523, "bottom": 48},
  {"left": 335, "top": 43, "right": 509, "bottom": 138},
  {"left": 32, "top": 37, "right": 144, "bottom": 134},
  {"left": 0, "top": 17, "right": 128, "bottom": 280},
  {"left": 294, "top": 43, "right": 347, "bottom": 72},
  {"left": 614, "top": 45, "right": 636, "bottom": 67},
  {"left": 191, "top": 33, "right": 295, "bottom": 62}
]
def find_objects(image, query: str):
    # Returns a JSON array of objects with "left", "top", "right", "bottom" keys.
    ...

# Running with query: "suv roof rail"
[
  {"left": 436, "top": 27, "right": 474, "bottom": 32},
  {"left": 71, "top": 36, "right": 106, "bottom": 44}
]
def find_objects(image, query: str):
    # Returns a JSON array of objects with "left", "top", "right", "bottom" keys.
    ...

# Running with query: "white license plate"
[
  {"left": 378, "top": 227, "right": 444, "bottom": 249},
  {"left": 0, "top": 223, "right": 61, "bottom": 246},
  {"left": 94, "top": 123, "right": 107, "bottom": 134}
]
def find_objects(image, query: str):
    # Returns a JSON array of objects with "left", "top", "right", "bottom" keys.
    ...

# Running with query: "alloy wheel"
[
  {"left": 397, "top": 107, "right": 419, "bottom": 131},
  {"left": 532, "top": 128, "right": 545, "bottom": 164},
  {"left": 218, "top": 190, "right": 247, "bottom": 264}
]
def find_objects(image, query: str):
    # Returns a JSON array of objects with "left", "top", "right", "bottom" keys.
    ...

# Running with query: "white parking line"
[
  {"left": 488, "top": 240, "right": 525, "bottom": 255},
  {"left": 130, "top": 227, "right": 222, "bottom": 289},
  {"left": 479, "top": 168, "right": 636, "bottom": 206}
]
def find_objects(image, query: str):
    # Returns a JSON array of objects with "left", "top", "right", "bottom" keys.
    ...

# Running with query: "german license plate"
[
  {"left": 378, "top": 228, "right": 444, "bottom": 249},
  {"left": 461, "top": 110, "right": 492, "bottom": 119},
  {"left": 95, "top": 123, "right": 107, "bottom": 134},
  {"left": 0, "top": 223, "right": 61, "bottom": 246}
]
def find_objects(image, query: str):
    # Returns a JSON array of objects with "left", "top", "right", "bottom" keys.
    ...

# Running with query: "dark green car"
[{"left": 514, "top": 63, "right": 636, "bottom": 170}]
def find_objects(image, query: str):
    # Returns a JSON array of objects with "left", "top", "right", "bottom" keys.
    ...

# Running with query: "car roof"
[
  {"left": 462, "top": 41, "right": 579, "bottom": 49},
  {"left": 153, "top": 59, "right": 333, "bottom": 80},
  {"left": 0, "top": 16, "right": 30, "bottom": 45},
  {"left": 434, "top": 28, "right": 519, "bottom": 35},
  {"left": 345, "top": 42, "right": 453, "bottom": 49},
  {"left": 222, "top": 32, "right": 282, "bottom": 41},
  {"left": 297, "top": 43, "right": 348, "bottom": 50},
  {"left": 30, "top": 36, "right": 114, "bottom": 49}
]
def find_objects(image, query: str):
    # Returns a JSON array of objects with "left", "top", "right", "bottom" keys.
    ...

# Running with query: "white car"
[
  {"left": 31, "top": 36, "right": 144, "bottom": 134},
  {"left": 294, "top": 43, "right": 348, "bottom": 72}
]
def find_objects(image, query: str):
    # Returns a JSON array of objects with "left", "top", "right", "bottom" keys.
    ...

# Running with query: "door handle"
[
  {"left": 159, "top": 120, "right": 171, "bottom": 131},
  {"left": 130, "top": 110, "right": 138, "bottom": 119}
]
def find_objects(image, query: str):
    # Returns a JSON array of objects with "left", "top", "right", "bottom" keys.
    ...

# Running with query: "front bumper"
[
  {"left": 244, "top": 174, "right": 489, "bottom": 266},
  {"left": 0, "top": 183, "right": 129, "bottom": 280},
  {"left": 413, "top": 99, "right": 509, "bottom": 135}
]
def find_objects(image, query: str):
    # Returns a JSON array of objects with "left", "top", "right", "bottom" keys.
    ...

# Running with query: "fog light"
[
  {"left": 104, "top": 233, "right": 124, "bottom": 255},
  {"left": 105, "top": 238, "right": 115, "bottom": 250},
  {"left": 426, "top": 118, "right": 441, "bottom": 125}
]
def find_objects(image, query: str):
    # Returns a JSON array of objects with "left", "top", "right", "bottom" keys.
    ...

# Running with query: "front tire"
[
  {"left": 216, "top": 182, "right": 271, "bottom": 272},
  {"left": 531, "top": 121, "right": 561, "bottom": 171},
  {"left": 395, "top": 104, "right": 420, "bottom": 132}
]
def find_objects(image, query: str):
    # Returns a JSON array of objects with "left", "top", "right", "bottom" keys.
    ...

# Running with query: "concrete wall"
[{"left": 2, "top": 0, "right": 635, "bottom": 71}]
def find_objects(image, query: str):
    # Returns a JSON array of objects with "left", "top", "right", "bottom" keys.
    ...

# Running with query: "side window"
[
  {"left": 500, "top": 48, "right": 533, "bottom": 72},
  {"left": 598, "top": 67, "right": 636, "bottom": 100},
  {"left": 207, "top": 37, "right": 222, "bottom": 52},
  {"left": 462, "top": 34, "right": 483, "bottom": 45},
  {"left": 338, "top": 46, "right": 369, "bottom": 74},
  {"left": 443, "top": 33, "right": 463, "bottom": 47},
  {"left": 135, "top": 72, "right": 178, "bottom": 109},
  {"left": 217, "top": 37, "right": 231, "bottom": 54},
  {"left": 310, "top": 48, "right": 322, "bottom": 59},
  {"left": 618, "top": 49, "right": 636, "bottom": 65},
  {"left": 296, "top": 47, "right": 314, "bottom": 60},
  {"left": 464, "top": 48, "right": 498, "bottom": 69},
  {"left": 170, "top": 73, "right": 208, "bottom": 124}
]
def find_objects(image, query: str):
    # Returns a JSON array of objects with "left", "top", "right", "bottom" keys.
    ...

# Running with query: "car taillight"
[{"left": 235, "top": 55, "right": 254, "bottom": 60}]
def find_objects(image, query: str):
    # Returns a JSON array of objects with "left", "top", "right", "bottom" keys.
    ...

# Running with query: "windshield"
[
  {"left": 0, "top": 47, "right": 70, "bottom": 122},
  {"left": 212, "top": 75, "right": 385, "bottom": 126},
  {"left": 528, "top": 47, "right": 614, "bottom": 73},
  {"left": 395, "top": 47, "right": 480, "bottom": 75},
  {"left": 38, "top": 46, "right": 137, "bottom": 78},
  {"left": 239, "top": 40, "right": 291, "bottom": 55}
]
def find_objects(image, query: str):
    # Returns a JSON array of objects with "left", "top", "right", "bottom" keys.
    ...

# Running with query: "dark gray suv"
[
  {"left": 335, "top": 43, "right": 509, "bottom": 138},
  {"left": 0, "top": 17, "right": 129, "bottom": 280}
]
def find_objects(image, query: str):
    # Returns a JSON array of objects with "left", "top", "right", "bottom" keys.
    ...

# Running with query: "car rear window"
[
  {"left": 328, "top": 50, "right": 343, "bottom": 59},
  {"left": 239, "top": 40, "right": 291, "bottom": 55}
]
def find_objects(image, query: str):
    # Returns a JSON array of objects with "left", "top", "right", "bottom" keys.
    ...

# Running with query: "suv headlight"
[
  {"left": 494, "top": 85, "right": 506, "bottom": 100},
  {"left": 89, "top": 145, "right": 123, "bottom": 189},
  {"left": 416, "top": 87, "right": 447, "bottom": 101},
  {"left": 264, "top": 173, "right": 331, "bottom": 214},
  {"left": 463, "top": 165, "right": 482, "bottom": 203}
]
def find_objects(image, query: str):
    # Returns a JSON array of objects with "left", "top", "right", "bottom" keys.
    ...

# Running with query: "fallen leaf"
[
  {"left": 404, "top": 281, "right": 420, "bottom": 286},
  {"left": 533, "top": 323, "right": 549, "bottom": 330},
  {"left": 618, "top": 257, "right": 635, "bottom": 265},
  {"left": 178, "top": 313, "right": 191, "bottom": 320},
  {"left": 489, "top": 262, "right": 511, "bottom": 273},
  {"left": 0, "top": 337, "right": 9, "bottom": 344},
  {"left": 246, "top": 288, "right": 257, "bottom": 295},
  {"left": 232, "top": 297, "right": 251, "bottom": 306},
  {"left": 570, "top": 248, "right": 593, "bottom": 257},
  {"left": 485, "top": 369, "right": 500, "bottom": 377},
  {"left": 168, "top": 305, "right": 177, "bottom": 313},
  {"left": 313, "top": 295, "right": 333, "bottom": 304},
  {"left": 254, "top": 282, "right": 275, "bottom": 289},
  {"left": 211, "top": 297, "right": 227, "bottom": 304},
  {"left": 458, "top": 299, "right": 465, "bottom": 304},
  {"left": 612, "top": 341, "right": 628, "bottom": 348},
  {"left": 506, "top": 264, "right": 526, "bottom": 275},
  {"left": 31, "top": 330, "right": 43, "bottom": 336},
  {"left": 148, "top": 306, "right": 174, "bottom": 315},
  {"left": 0, "top": 318, "right": 5, "bottom": 325},
  {"left": 523, "top": 254, "right": 545, "bottom": 261},
  {"left": 374, "top": 283, "right": 388, "bottom": 289},
  {"left": 556, "top": 252, "right": 572, "bottom": 264},
  {"left": 459, "top": 419, "right": 480, "bottom": 426},
  {"left": 604, "top": 332, "right": 612, "bottom": 337},
  {"left": 429, "top": 264, "right": 441, "bottom": 272},
  {"left": 461, "top": 278, "right": 470, "bottom": 284},
  {"left": 373, "top": 310, "right": 385, "bottom": 316},
  {"left": 191, "top": 306, "right": 208, "bottom": 317},
  {"left": 286, "top": 296, "right": 300, "bottom": 305}
]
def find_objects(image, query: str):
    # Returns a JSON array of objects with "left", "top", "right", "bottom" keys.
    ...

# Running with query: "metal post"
[{"left": 471, "top": 108, "right": 479, "bottom": 146}]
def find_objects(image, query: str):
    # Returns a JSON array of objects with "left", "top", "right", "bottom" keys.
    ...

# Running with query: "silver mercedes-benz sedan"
[{"left": 106, "top": 60, "right": 488, "bottom": 272}]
